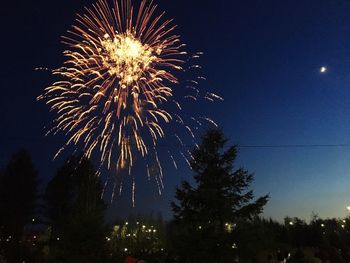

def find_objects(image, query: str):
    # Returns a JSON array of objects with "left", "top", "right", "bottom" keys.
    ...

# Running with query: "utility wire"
[
  {"left": 236, "top": 144, "right": 350, "bottom": 149},
  {"left": 3, "top": 137, "right": 350, "bottom": 149}
]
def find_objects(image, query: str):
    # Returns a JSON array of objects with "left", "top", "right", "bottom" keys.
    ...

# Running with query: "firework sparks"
[
  {"left": 39, "top": 0, "right": 185, "bottom": 168},
  {"left": 39, "top": 0, "right": 221, "bottom": 199}
]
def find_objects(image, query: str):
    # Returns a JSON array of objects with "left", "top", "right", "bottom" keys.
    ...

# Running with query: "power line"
[
  {"left": 236, "top": 144, "right": 350, "bottom": 149},
  {"left": 3, "top": 137, "right": 350, "bottom": 149}
]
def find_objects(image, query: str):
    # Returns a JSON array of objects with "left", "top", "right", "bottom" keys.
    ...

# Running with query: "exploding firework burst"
[{"left": 38, "top": 0, "right": 222, "bottom": 200}]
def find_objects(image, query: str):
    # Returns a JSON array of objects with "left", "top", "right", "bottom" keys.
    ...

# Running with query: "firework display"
[{"left": 38, "top": 0, "right": 221, "bottom": 197}]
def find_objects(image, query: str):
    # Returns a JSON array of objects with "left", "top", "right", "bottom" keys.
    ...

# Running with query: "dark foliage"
[
  {"left": 0, "top": 150, "right": 38, "bottom": 263},
  {"left": 44, "top": 156, "right": 107, "bottom": 263}
]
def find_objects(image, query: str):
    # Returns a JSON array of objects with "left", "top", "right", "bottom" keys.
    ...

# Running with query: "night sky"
[{"left": 2, "top": 0, "right": 350, "bottom": 221}]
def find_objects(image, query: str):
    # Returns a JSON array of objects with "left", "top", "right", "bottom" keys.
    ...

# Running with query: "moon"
[{"left": 320, "top": 66, "right": 327, "bottom": 73}]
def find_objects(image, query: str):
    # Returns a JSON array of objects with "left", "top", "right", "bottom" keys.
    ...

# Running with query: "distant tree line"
[{"left": 0, "top": 128, "right": 349, "bottom": 263}]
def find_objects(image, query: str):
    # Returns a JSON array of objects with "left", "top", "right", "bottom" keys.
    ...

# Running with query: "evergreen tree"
[
  {"left": 44, "top": 156, "right": 78, "bottom": 229},
  {"left": 170, "top": 128, "right": 269, "bottom": 263},
  {"left": 45, "top": 156, "right": 107, "bottom": 263},
  {"left": 0, "top": 150, "right": 38, "bottom": 262}
]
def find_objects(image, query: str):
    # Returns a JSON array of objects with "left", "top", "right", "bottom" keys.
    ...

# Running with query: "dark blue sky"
[{"left": 2, "top": 0, "right": 350, "bottom": 221}]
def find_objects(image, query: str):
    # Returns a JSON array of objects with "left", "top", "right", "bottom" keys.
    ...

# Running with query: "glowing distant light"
[
  {"left": 289, "top": 221, "right": 294, "bottom": 226},
  {"left": 321, "top": 223, "right": 325, "bottom": 227},
  {"left": 346, "top": 206, "right": 350, "bottom": 211},
  {"left": 320, "top": 66, "right": 327, "bottom": 73}
]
